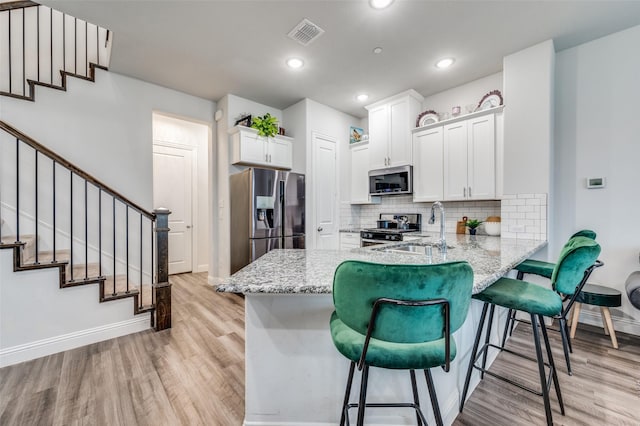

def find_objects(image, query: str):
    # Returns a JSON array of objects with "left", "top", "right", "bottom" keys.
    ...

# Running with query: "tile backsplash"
[
  {"left": 341, "top": 196, "right": 501, "bottom": 235},
  {"left": 341, "top": 193, "right": 548, "bottom": 240}
]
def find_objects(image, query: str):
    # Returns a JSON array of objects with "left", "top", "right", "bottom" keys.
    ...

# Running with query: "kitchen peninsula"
[{"left": 217, "top": 234, "right": 546, "bottom": 426}]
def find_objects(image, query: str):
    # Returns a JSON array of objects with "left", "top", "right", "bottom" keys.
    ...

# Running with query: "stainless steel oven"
[{"left": 360, "top": 213, "right": 422, "bottom": 247}]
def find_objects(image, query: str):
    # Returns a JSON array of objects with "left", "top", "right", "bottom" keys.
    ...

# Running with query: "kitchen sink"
[{"left": 374, "top": 242, "right": 454, "bottom": 255}]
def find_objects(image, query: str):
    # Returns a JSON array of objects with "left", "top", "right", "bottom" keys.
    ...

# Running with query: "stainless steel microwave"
[{"left": 369, "top": 165, "right": 413, "bottom": 196}]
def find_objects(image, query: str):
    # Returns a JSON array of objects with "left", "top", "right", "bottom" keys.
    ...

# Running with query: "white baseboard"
[
  {"left": 577, "top": 309, "right": 640, "bottom": 336},
  {"left": 208, "top": 274, "right": 223, "bottom": 286},
  {"left": 0, "top": 315, "right": 151, "bottom": 367}
]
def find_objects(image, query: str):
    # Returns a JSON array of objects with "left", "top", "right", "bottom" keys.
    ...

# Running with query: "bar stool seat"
[
  {"left": 570, "top": 283, "right": 622, "bottom": 349},
  {"left": 514, "top": 259, "right": 555, "bottom": 278},
  {"left": 474, "top": 277, "right": 563, "bottom": 317}
]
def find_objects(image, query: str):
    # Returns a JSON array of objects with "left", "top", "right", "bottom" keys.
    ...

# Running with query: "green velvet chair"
[
  {"left": 460, "top": 236, "right": 601, "bottom": 426},
  {"left": 502, "top": 229, "right": 602, "bottom": 375},
  {"left": 330, "top": 260, "right": 473, "bottom": 426}
]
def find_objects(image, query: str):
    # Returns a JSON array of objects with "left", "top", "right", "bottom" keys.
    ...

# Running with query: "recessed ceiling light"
[
  {"left": 373, "top": 47, "right": 383, "bottom": 54},
  {"left": 369, "top": 0, "right": 394, "bottom": 9},
  {"left": 435, "top": 58, "right": 455, "bottom": 69},
  {"left": 286, "top": 58, "right": 304, "bottom": 69},
  {"left": 356, "top": 94, "right": 369, "bottom": 102}
]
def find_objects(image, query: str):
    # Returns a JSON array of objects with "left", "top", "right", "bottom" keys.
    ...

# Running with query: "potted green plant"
[
  {"left": 465, "top": 219, "right": 483, "bottom": 235},
  {"left": 251, "top": 113, "right": 279, "bottom": 137}
]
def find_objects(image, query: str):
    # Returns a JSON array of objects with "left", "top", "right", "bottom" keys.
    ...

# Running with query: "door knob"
[
  {"left": 186, "top": 225, "right": 192, "bottom": 229},
  {"left": 317, "top": 226, "right": 323, "bottom": 232}
]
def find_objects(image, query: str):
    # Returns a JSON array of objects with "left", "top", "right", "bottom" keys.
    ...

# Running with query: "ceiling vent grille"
[{"left": 287, "top": 18, "right": 325, "bottom": 46}]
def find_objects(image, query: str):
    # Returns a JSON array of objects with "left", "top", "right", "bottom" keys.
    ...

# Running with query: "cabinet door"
[
  {"left": 467, "top": 114, "right": 495, "bottom": 199},
  {"left": 269, "top": 137, "right": 293, "bottom": 170},
  {"left": 340, "top": 232, "right": 361, "bottom": 250},
  {"left": 350, "top": 143, "right": 371, "bottom": 203},
  {"left": 412, "top": 127, "right": 443, "bottom": 202},
  {"left": 443, "top": 122, "right": 468, "bottom": 200},
  {"left": 236, "top": 132, "right": 267, "bottom": 166},
  {"left": 388, "top": 98, "right": 411, "bottom": 166},
  {"left": 368, "top": 105, "right": 389, "bottom": 170}
]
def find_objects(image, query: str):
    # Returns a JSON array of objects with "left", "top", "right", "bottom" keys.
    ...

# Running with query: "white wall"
[
  {"left": 555, "top": 25, "right": 640, "bottom": 333},
  {"left": 421, "top": 72, "right": 503, "bottom": 118},
  {"left": 283, "top": 99, "right": 307, "bottom": 175},
  {"left": 503, "top": 40, "right": 555, "bottom": 195},
  {"left": 212, "top": 94, "right": 286, "bottom": 281},
  {"left": 0, "top": 69, "right": 215, "bottom": 364},
  {"left": 152, "top": 113, "right": 210, "bottom": 273}
]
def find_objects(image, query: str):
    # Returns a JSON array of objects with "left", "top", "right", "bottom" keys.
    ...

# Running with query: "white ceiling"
[{"left": 42, "top": 0, "right": 640, "bottom": 118}]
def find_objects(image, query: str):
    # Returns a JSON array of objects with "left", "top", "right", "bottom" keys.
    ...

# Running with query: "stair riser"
[{"left": 0, "top": 4, "right": 112, "bottom": 99}]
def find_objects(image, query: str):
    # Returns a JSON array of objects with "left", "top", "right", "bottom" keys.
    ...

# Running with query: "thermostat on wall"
[{"left": 586, "top": 177, "right": 606, "bottom": 189}]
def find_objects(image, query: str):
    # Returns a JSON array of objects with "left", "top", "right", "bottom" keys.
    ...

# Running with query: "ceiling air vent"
[{"left": 287, "top": 18, "right": 325, "bottom": 46}]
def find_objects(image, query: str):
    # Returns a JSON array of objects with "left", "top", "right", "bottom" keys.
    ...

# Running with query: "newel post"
[{"left": 154, "top": 208, "right": 172, "bottom": 331}]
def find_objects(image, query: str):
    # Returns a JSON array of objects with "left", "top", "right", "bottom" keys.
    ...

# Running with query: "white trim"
[
  {"left": 576, "top": 309, "right": 640, "bottom": 337},
  {"left": 0, "top": 315, "right": 151, "bottom": 367}
]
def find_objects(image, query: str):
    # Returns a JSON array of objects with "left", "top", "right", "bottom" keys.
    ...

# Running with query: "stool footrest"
[{"left": 473, "top": 342, "right": 554, "bottom": 397}]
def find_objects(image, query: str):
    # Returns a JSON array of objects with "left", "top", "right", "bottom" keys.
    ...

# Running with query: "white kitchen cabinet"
[
  {"left": 340, "top": 232, "right": 361, "bottom": 250},
  {"left": 443, "top": 114, "right": 495, "bottom": 200},
  {"left": 366, "top": 90, "right": 423, "bottom": 170},
  {"left": 412, "top": 126, "right": 443, "bottom": 202},
  {"left": 350, "top": 143, "right": 381, "bottom": 205},
  {"left": 230, "top": 126, "right": 293, "bottom": 170}
]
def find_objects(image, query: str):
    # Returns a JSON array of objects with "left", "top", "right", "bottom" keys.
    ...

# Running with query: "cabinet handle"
[
  {"left": 469, "top": 187, "right": 472, "bottom": 197},
  {"left": 269, "top": 154, "right": 272, "bottom": 162},
  {"left": 463, "top": 187, "right": 466, "bottom": 197},
  {"left": 265, "top": 154, "right": 269, "bottom": 162}
]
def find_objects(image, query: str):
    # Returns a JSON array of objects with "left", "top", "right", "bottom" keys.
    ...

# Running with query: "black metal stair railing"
[
  {"left": 0, "top": 120, "right": 172, "bottom": 331},
  {"left": 0, "top": 1, "right": 112, "bottom": 100}
]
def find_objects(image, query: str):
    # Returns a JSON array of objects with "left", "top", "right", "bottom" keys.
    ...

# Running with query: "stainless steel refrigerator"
[{"left": 230, "top": 168, "right": 305, "bottom": 274}]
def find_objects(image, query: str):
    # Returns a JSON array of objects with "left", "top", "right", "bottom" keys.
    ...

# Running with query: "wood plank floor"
[{"left": 1, "top": 272, "right": 639, "bottom": 425}]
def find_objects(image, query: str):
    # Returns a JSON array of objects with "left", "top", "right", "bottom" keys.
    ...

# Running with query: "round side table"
[{"left": 570, "top": 283, "right": 622, "bottom": 349}]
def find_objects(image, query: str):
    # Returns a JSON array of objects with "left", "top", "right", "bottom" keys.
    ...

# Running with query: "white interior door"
[
  {"left": 153, "top": 145, "right": 193, "bottom": 274},
  {"left": 312, "top": 133, "right": 338, "bottom": 249}
]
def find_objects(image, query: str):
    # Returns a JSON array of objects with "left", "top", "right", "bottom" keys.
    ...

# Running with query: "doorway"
[
  {"left": 152, "top": 113, "right": 209, "bottom": 275},
  {"left": 311, "top": 132, "right": 338, "bottom": 249}
]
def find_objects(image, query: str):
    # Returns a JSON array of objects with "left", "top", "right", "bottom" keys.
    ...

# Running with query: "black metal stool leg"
[
  {"left": 356, "top": 365, "right": 369, "bottom": 426},
  {"left": 460, "top": 302, "right": 489, "bottom": 412},
  {"left": 340, "top": 362, "right": 356, "bottom": 426},
  {"left": 531, "top": 314, "right": 554, "bottom": 426},
  {"left": 558, "top": 316, "right": 573, "bottom": 375},
  {"left": 562, "top": 314, "right": 573, "bottom": 353},
  {"left": 501, "top": 308, "right": 514, "bottom": 349},
  {"left": 480, "top": 304, "right": 496, "bottom": 379},
  {"left": 540, "top": 315, "right": 565, "bottom": 415},
  {"left": 410, "top": 370, "right": 423, "bottom": 426},
  {"left": 424, "top": 369, "right": 444, "bottom": 426}
]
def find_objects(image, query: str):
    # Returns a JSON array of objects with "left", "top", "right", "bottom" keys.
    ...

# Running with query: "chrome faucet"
[{"left": 428, "top": 201, "right": 446, "bottom": 252}]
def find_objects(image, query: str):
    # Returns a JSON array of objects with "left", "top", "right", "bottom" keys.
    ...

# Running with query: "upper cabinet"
[
  {"left": 349, "top": 143, "right": 380, "bottom": 204},
  {"left": 365, "top": 90, "right": 424, "bottom": 170},
  {"left": 412, "top": 107, "right": 503, "bottom": 202},
  {"left": 230, "top": 126, "right": 293, "bottom": 170},
  {"left": 443, "top": 113, "right": 496, "bottom": 200}
]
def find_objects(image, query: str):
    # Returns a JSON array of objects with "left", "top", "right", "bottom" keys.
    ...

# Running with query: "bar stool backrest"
[
  {"left": 552, "top": 237, "right": 601, "bottom": 296},
  {"left": 332, "top": 260, "right": 473, "bottom": 344},
  {"left": 571, "top": 229, "right": 597, "bottom": 240}
]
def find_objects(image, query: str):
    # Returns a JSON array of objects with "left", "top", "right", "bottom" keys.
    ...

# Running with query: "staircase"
[
  {"left": 0, "top": 0, "right": 112, "bottom": 100},
  {"left": 0, "top": 121, "right": 172, "bottom": 332},
  {"left": 0, "top": 2, "right": 171, "bottom": 363}
]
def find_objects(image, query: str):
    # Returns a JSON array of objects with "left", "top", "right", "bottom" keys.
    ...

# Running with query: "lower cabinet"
[{"left": 340, "top": 232, "right": 361, "bottom": 250}]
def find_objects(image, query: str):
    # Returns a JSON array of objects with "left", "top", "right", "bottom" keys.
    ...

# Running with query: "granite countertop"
[{"left": 217, "top": 233, "right": 547, "bottom": 295}]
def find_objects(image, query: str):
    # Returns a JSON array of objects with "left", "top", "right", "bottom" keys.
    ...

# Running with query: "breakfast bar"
[{"left": 217, "top": 234, "right": 547, "bottom": 426}]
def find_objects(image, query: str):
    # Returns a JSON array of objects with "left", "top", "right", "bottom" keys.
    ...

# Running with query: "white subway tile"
[{"left": 517, "top": 193, "right": 534, "bottom": 199}]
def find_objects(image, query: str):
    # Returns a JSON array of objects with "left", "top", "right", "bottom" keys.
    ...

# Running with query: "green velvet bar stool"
[
  {"left": 502, "top": 229, "right": 600, "bottom": 374},
  {"left": 330, "top": 260, "right": 473, "bottom": 426},
  {"left": 460, "top": 237, "right": 601, "bottom": 426}
]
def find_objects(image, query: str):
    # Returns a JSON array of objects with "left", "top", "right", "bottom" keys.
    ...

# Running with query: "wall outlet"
[{"left": 511, "top": 224, "right": 526, "bottom": 232}]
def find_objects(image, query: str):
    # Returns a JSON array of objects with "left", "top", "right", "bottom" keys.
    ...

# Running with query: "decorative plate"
[
  {"left": 416, "top": 110, "right": 439, "bottom": 127},
  {"left": 477, "top": 90, "right": 503, "bottom": 111}
]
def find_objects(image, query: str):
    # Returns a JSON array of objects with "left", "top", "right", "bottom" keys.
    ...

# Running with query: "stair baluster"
[{"left": 1, "top": 120, "right": 170, "bottom": 331}]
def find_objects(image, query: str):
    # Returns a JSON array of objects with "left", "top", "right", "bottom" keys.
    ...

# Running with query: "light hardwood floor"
[{"left": 1, "top": 272, "right": 639, "bottom": 425}]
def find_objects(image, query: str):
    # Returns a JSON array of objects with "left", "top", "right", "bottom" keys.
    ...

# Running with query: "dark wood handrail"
[
  {"left": 0, "top": 120, "right": 155, "bottom": 219},
  {"left": 0, "top": 1, "right": 39, "bottom": 12}
]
